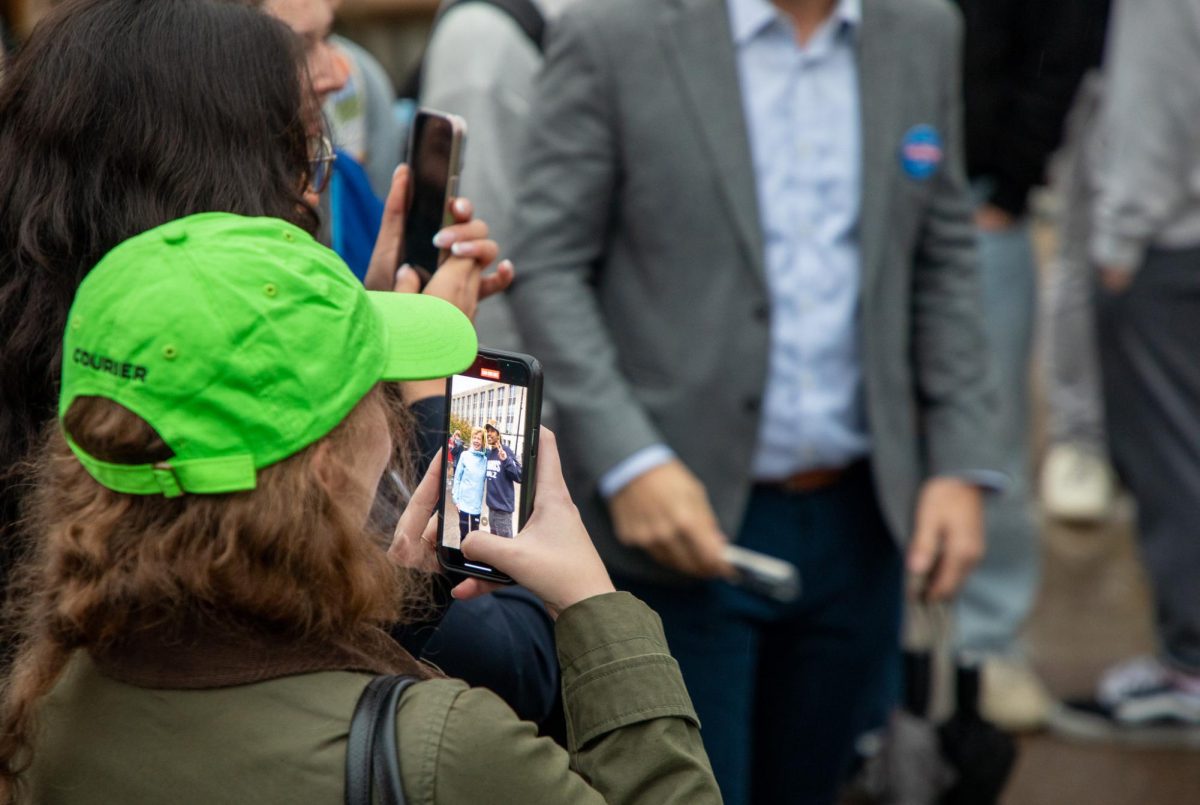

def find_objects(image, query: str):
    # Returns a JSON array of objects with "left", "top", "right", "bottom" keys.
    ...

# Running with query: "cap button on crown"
[{"left": 161, "top": 224, "right": 188, "bottom": 245}]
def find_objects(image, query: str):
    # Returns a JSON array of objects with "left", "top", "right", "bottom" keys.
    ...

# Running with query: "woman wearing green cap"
[
  {"left": 0, "top": 212, "right": 718, "bottom": 802},
  {"left": 0, "top": 0, "right": 562, "bottom": 729}
]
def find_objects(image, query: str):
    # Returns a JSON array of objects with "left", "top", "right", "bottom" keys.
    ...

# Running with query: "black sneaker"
[{"left": 1049, "top": 656, "right": 1200, "bottom": 749}]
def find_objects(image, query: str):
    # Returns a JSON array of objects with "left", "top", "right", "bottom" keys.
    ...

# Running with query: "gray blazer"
[{"left": 507, "top": 0, "right": 998, "bottom": 583}]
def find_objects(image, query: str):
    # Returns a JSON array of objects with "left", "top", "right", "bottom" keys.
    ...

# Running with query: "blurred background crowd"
[{"left": 2, "top": 0, "right": 1199, "bottom": 803}]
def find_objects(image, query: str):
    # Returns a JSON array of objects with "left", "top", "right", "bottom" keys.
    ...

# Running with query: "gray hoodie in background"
[{"left": 1091, "top": 0, "right": 1200, "bottom": 270}]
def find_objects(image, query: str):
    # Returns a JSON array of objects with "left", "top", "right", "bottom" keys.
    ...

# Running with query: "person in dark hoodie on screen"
[{"left": 485, "top": 423, "right": 523, "bottom": 538}]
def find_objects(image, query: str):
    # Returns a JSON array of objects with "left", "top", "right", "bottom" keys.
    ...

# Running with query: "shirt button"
[
  {"left": 754, "top": 303, "right": 769, "bottom": 322},
  {"left": 744, "top": 396, "right": 761, "bottom": 414}
]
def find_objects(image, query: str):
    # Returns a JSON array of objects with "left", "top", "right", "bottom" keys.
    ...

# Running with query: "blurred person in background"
[
  {"left": 950, "top": 0, "right": 1108, "bottom": 732},
  {"left": 323, "top": 0, "right": 405, "bottom": 199},
  {"left": 1038, "top": 14, "right": 1115, "bottom": 525},
  {"left": 1053, "top": 0, "right": 1200, "bottom": 744},
  {"left": 506, "top": 0, "right": 1000, "bottom": 801},
  {"left": 420, "top": 0, "right": 576, "bottom": 354},
  {"left": 259, "top": 0, "right": 377, "bottom": 274}
]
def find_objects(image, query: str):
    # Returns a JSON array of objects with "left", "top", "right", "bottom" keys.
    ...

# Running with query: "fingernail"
[
  {"left": 433, "top": 230, "right": 452, "bottom": 248},
  {"left": 451, "top": 241, "right": 473, "bottom": 257},
  {"left": 453, "top": 198, "right": 469, "bottom": 215},
  {"left": 396, "top": 264, "right": 414, "bottom": 282}
]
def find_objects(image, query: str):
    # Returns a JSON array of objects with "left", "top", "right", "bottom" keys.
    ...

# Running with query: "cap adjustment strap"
[
  {"left": 65, "top": 437, "right": 257, "bottom": 497},
  {"left": 152, "top": 463, "right": 184, "bottom": 498}
]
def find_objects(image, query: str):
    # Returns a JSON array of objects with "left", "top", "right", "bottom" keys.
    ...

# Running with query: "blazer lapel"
[
  {"left": 857, "top": 0, "right": 904, "bottom": 296},
  {"left": 659, "top": 0, "right": 766, "bottom": 284}
]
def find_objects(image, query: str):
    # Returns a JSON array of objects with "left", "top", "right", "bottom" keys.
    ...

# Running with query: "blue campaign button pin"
[{"left": 899, "top": 124, "right": 943, "bottom": 181}]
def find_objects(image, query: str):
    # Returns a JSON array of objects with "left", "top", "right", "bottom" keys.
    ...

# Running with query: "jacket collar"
[{"left": 90, "top": 621, "right": 431, "bottom": 689}]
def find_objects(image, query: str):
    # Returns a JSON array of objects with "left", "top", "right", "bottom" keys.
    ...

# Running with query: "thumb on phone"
[{"left": 461, "top": 529, "right": 519, "bottom": 572}]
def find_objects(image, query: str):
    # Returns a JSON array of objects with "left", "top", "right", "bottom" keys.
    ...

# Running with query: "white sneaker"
[
  {"left": 1040, "top": 442, "right": 1115, "bottom": 522},
  {"left": 981, "top": 655, "right": 1054, "bottom": 732}
]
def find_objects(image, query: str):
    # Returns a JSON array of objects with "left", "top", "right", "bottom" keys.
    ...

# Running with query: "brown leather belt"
[{"left": 760, "top": 461, "right": 864, "bottom": 494}]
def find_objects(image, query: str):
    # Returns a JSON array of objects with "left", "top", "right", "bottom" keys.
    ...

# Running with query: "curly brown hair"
[{"left": 0, "top": 385, "right": 427, "bottom": 800}]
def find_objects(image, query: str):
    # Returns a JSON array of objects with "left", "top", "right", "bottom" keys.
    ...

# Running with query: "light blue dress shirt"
[
  {"left": 732, "top": 0, "right": 867, "bottom": 479},
  {"left": 600, "top": 0, "right": 867, "bottom": 496}
]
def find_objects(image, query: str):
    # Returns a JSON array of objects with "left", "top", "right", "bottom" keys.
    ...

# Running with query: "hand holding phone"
[
  {"left": 438, "top": 349, "right": 543, "bottom": 583},
  {"left": 452, "top": 428, "right": 617, "bottom": 617},
  {"left": 724, "top": 545, "right": 801, "bottom": 603}
]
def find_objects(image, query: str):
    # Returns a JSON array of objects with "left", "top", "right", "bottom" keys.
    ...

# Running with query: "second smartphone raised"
[{"left": 403, "top": 108, "right": 466, "bottom": 284}]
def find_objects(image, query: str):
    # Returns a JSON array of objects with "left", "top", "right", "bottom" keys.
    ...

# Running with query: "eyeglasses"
[{"left": 308, "top": 135, "right": 337, "bottom": 195}]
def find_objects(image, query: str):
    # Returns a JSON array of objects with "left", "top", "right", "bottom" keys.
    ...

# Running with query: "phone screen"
[
  {"left": 404, "top": 111, "right": 462, "bottom": 280},
  {"left": 439, "top": 350, "right": 542, "bottom": 581}
]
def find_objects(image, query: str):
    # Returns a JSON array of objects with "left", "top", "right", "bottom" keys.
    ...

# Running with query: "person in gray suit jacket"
[{"left": 507, "top": 0, "right": 999, "bottom": 802}]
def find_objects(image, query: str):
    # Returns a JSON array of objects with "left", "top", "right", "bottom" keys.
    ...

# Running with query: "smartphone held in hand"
[
  {"left": 403, "top": 108, "right": 466, "bottom": 284},
  {"left": 439, "top": 348, "right": 543, "bottom": 583},
  {"left": 724, "top": 545, "right": 801, "bottom": 603}
]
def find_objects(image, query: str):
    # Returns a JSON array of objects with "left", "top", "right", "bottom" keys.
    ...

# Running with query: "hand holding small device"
[
  {"left": 608, "top": 460, "right": 733, "bottom": 578},
  {"left": 724, "top": 545, "right": 801, "bottom": 603},
  {"left": 437, "top": 349, "right": 543, "bottom": 583},
  {"left": 362, "top": 112, "right": 513, "bottom": 309},
  {"left": 454, "top": 428, "right": 616, "bottom": 618}
]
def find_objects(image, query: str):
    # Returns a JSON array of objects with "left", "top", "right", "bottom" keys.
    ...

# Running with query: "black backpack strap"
[
  {"left": 466, "top": 0, "right": 546, "bottom": 52},
  {"left": 371, "top": 676, "right": 419, "bottom": 804},
  {"left": 346, "top": 675, "right": 420, "bottom": 805},
  {"left": 401, "top": 0, "right": 547, "bottom": 100}
]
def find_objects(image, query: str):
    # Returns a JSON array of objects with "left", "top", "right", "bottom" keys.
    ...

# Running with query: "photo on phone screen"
[
  {"left": 403, "top": 109, "right": 465, "bottom": 282},
  {"left": 438, "top": 349, "right": 542, "bottom": 582}
]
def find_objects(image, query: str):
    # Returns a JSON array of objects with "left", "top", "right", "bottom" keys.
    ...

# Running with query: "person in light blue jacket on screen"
[{"left": 452, "top": 427, "right": 489, "bottom": 540}]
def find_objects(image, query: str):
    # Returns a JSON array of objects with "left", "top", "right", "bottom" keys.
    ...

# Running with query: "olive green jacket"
[{"left": 27, "top": 593, "right": 719, "bottom": 804}]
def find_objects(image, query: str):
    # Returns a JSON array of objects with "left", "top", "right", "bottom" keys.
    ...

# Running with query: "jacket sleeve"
[
  {"left": 1090, "top": 0, "right": 1200, "bottom": 269},
  {"left": 505, "top": 7, "right": 668, "bottom": 485},
  {"left": 452, "top": 457, "right": 466, "bottom": 501},
  {"left": 911, "top": 7, "right": 1000, "bottom": 479},
  {"left": 502, "top": 450, "right": 523, "bottom": 482},
  {"left": 403, "top": 593, "right": 719, "bottom": 804}
]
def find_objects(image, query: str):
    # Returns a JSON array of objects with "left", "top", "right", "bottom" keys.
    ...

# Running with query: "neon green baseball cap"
[{"left": 60, "top": 212, "right": 477, "bottom": 497}]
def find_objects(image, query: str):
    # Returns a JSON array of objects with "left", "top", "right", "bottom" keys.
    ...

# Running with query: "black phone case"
[{"left": 436, "top": 348, "right": 543, "bottom": 583}]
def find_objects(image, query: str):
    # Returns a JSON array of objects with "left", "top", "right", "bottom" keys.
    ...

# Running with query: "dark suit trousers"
[
  {"left": 1097, "top": 245, "right": 1200, "bottom": 672},
  {"left": 618, "top": 466, "right": 903, "bottom": 805}
]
